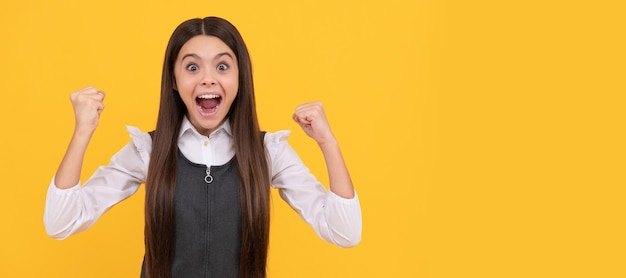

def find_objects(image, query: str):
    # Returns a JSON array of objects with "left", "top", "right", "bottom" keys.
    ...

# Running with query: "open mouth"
[{"left": 196, "top": 94, "right": 222, "bottom": 115}]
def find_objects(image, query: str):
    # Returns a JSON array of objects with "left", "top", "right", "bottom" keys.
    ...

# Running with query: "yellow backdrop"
[{"left": 1, "top": 0, "right": 625, "bottom": 277}]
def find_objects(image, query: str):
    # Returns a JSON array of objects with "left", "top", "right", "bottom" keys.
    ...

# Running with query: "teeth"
[{"left": 197, "top": 94, "right": 220, "bottom": 99}]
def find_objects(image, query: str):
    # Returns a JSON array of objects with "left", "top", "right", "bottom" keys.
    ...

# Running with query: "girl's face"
[{"left": 174, "top": 35, "right": 239, "bottom": 136}]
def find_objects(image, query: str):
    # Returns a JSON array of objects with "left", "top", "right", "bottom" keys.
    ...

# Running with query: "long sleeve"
[
  {"left": 44, "top": 126, "right": 151, "bottom": 239},
  {"left": 266, "top": 131, "right": 362, "bottom": 248}
]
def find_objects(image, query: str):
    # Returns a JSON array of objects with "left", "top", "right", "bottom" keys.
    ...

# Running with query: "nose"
[
  {"left": 201, "top": 71, "right": 217, "bottom": 86},
  {"left": 201, "top": 80, "right": 216, "bottom": 86}
]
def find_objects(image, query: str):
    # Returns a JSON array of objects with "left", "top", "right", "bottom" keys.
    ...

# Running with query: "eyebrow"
[{"left": 181, "top": 52, "right": 234, "bottom": 61}]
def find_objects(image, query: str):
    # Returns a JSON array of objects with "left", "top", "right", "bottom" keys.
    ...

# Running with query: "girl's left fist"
[{"left": 292, "top": 101, "right": 336, "bottom": 145}]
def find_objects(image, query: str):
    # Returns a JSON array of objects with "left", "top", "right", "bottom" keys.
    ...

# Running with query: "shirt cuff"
[
  {"left": 49, "top": 177, "right": 81, "bottom": 192},
  {"left": 328, "top": 190, "right": 359, "bottom": 203}
]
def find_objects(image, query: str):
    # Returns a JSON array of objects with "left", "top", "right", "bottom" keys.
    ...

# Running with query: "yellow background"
[{"left": 1, "top": 0, "right": 625, "bottom": 277}]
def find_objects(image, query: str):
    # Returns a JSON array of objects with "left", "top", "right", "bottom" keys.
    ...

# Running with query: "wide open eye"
[
  {"left": 186, "top": 64, "right": 199, "bottom": 71},
  {"left": 217, "top": 63, "right": 229, "bottom": 71}
]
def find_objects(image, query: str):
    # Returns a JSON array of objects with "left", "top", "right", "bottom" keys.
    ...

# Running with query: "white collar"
[{"left": 179, "top": 116, "right": 232, "bottom": 139}]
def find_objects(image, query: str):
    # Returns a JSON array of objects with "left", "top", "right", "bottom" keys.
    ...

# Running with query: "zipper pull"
[{"left": 204, "top": 166, "right": 213, "bottom": 184}]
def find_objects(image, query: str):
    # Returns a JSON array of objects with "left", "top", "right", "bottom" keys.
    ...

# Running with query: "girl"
[{"left": 44, "top": 17, "right": 361, "bottom": 278}]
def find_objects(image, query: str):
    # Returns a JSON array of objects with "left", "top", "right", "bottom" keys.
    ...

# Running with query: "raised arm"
[
  {"left": 292, "top": 101, "right": 354, "bottom": 198},
  {"left": 45, "top": 87, "right": 148, "bottom": 239},
  {"left": 54, "top": 86, "right": 105, "bottom": 189}
]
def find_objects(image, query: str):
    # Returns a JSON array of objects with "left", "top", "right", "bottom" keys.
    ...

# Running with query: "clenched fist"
[
  {"left": 292, "top": 101, "right": 336, "bottom": 145},
  {"left": 70, "top": 86, "right": 105, "bottom": 134}
]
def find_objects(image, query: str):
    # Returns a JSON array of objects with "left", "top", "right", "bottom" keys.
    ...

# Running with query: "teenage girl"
[{"left": 44, "top": 16, "right": 361, "bottom": 278}]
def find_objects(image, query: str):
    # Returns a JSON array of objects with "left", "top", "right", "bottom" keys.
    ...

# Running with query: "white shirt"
[{"left": 44, "top": 117, "right": 362, "bottom": 248}]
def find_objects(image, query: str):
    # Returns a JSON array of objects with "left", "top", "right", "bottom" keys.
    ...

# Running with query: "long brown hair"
[{"left": 144, "top": 17, "right": 270, "bottom": 278}]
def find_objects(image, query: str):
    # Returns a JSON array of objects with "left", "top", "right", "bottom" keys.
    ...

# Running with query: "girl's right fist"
[{"left": 69, "top": 86, "right": 105, "bottom": 133}]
